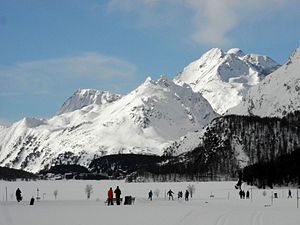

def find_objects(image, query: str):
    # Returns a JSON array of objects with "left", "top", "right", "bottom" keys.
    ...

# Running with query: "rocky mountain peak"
[
  {"left": 228, "top": 45, "right": 300, "bottom": 117},
  {"left": 227, "top": 48, "right": 245, "bottom": 57},
  {"left": 174, "top": 47, "right": 280, "bottom": 114},
  {"left": 56, "top": 89, "right": 122, "bottom": 115}
]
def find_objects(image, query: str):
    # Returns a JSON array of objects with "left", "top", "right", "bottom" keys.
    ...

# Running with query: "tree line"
[{"left": 242, "top": 147, "right": 300, "bottom": 188}]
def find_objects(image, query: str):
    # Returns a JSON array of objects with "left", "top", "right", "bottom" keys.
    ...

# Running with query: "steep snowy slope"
[
  {"left": 56, "top": 89, "right": 121, "bottom": 115},
  {"left": 0, "top": 77, "right": 217, "bottom": 172},
  {"left": 229, "top": 46, "right": 300, "bottom": 117},
  {"left": 174, "top": 48, "right": 280, "bottom": 114},
  {"left": 0, "top": 125, "right": 7, "bottom": 131}
]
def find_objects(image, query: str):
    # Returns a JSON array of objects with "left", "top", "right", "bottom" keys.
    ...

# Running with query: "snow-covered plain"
[{"left": 1, "top": 180, "right": 299, "bottom": 225}]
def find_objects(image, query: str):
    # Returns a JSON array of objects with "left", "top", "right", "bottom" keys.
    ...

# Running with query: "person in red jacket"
[{"left": 107, "top": 187, "right": 114, "bottom": 206}]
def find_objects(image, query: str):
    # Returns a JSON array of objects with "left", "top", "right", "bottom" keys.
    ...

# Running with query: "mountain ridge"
[
  {"left": 174, "top": 47, "right": 280, "bottom": 114},
  {"left": 228, "top": 46, "right": 300, "bottom": 117},
  {"left": 0, "top": 77, "right": 217, "bottom": 172},
  {"left": 1, "top": 46, "right": 299, "bottom": 175},
  {"left": 56, "top": 89, "right": 122, "bottom": 115}
]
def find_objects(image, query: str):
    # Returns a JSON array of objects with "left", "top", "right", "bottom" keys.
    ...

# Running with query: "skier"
[
  {"left": 114, "top": 186, "right": 122, "bottom": 205},
  {"left": 167, "top": 189, "right": 174, "bottom": 200},
  {"left": 16, "top": 188, "right": 22, "bottom": 202},
  {"left": 288, "top": 189, "right": 292, "bottom": 198},
  {"left": 107, "top": 187, "right": 114, "bottom": 206},
  {"left": 185, "top": 190, "right": 189, "bottom": 201},
  {"left": 148, "top": 190, "right": 153, "bottom": 201}
]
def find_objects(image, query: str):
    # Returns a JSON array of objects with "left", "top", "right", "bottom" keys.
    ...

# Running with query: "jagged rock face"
[
  {"left": 174, "top": 48, "right": 280, "bottom": 114},
  {"left": 229, "top": 46, "right": 300, "bottom": 117},
  {"left": 56, "top": 89, "right": 122, "bottom": 115},
  {"left": 0, "top": 77, "right": 217, "bottom": 173}
]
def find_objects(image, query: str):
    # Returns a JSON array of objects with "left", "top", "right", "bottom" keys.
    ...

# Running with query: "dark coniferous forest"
[
  {"left": 0, "top": 166, "right": 37, "bottom": 180},
  {"left": 242, "top": 147, "right": 300, "bottom": 188},
  {"left": 137, "top": 111, "right": 300, "bottom": 183}
]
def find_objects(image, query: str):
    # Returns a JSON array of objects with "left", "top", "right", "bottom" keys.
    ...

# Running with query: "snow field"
[{"left": 0, "top": 180, "right": 299, "bottom": 225}]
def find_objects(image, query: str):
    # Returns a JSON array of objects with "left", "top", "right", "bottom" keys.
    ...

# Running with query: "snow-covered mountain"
[
  {"left": 157, "top": 111, "right": 300, "bottom": 179},
  {"left": 229, "top": 46, "right": 300, "bottom": 117},
  {"left": 174, "top": 48, "right": 280, "bottom": 114},
  {"left": 0, "top": 77, "right": 217, "bottom": 172},
  {"left": 56, "top": 89, "right": 122, "bottom": 115}
]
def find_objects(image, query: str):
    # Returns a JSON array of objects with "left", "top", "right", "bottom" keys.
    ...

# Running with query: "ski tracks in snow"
[
  {"left": 176, "top": 207, "right": 213, "bottom": 225},
  {"left": 214, "top": 209, "right": 264, "bottom": 225},
  {"left": 176, "top": 209, "right": 195, "bottom": 225},
  {"left": 215, "top": 213, "right": 231, "bottom": 225},
  {"left": 174, "top": 204, "right": 264, "bottom": 225},
  {"left": 251, "top": 211, "right": 264, "bottom": 225},
  {"left": 176, "top": 208, "right": 234, "bottom": 225},
  {"left": 214, "top": 208, "right": 239, "bottom": 225}
]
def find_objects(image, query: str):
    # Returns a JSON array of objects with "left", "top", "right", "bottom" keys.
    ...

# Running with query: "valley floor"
[{"left": 0, "top": 180, "right": 299, "bottom": 225}]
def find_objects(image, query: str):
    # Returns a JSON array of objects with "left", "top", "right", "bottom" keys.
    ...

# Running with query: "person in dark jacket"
[
  {"left": 29, "top": 196, "right": 35, "bottom": 205},
  {"left": 167, "top": 189, "right": 174, "bottom": 200},
  {"left": 114, "top": 186, "right": 122, "bottom": 205},
  {"left": 246, "top": 190, "right": 250, "bottom": 199},
  {"left": 107, "top": 187, "right": 114, "bottom": 206},
  {"left": 177, "top": 191, "right": 183, "bottom": 200},
  {"left": 16, "top": 188, "right": 22, "bottom": 202},
  {"left": 185, "top": 190, "right": 189, "bottom": 201},
  {"left": 148, "top": 190, "right": 153, "bottom": 201},
  {"left": 239, "top": 189, "right": 243, "bottom": 199},
  {"left": 288, "top": 189, "right": 292, "bottom": 198}
]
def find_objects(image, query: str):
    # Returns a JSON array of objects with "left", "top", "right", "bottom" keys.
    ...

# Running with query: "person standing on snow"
[
  {"left": 185, "top": 190, "right": 189, "bottom": 201},
  {"left": 239, "top": 189, "right": 243, "bottom": 199},
  {"left": 177, "top": 191, "right": 183, "bottom": 200},
  {"left": 29, "top": 196, "right": 35, "bottom": 205},
  {"left": 288, "top": 189, "right": 292, "bottom": 198},
  {"left": 107, "top": 187, "right": 114, "bottom": 206},
  {"left": 246, "top": 190, "right": 250, "bottom": 199},
  {"left": 114, "top": 186, "right": 122, "bottom": 205},
  {"left": 167, "top": 189, "right": 174, "bottom": 200},
  {"left": 16, "top": 188, "right": 22, "bottom": 202},
  {"left": 148, "top": 190, "right": 153, "bottom": 201}
]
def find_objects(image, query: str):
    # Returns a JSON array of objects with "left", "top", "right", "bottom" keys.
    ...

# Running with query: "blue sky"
[{"left": 0, "top": 0, "right": 300, "bottom": 124}]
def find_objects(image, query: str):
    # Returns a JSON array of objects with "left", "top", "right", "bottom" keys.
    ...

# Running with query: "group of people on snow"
[
  {"left": 107, "top": 186, "right": 122, "bottom": 205},
  {"left": 15, "top": 188, "right": 35, "bottom": 205},
  {"left": 167, "top": 189, "right": 190, "bottom": 201},
  {"left": 148, "top": 189, "right": 190, "bottom": 201},
  {"left": 239, "top": 189, "right": 250, "bottom": 199},
  {"left": 238, "top": 189, "right": 293, "bottom": 199},
  {"left": 13, "top": 186, "right": 295, "bottom": 206}
]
